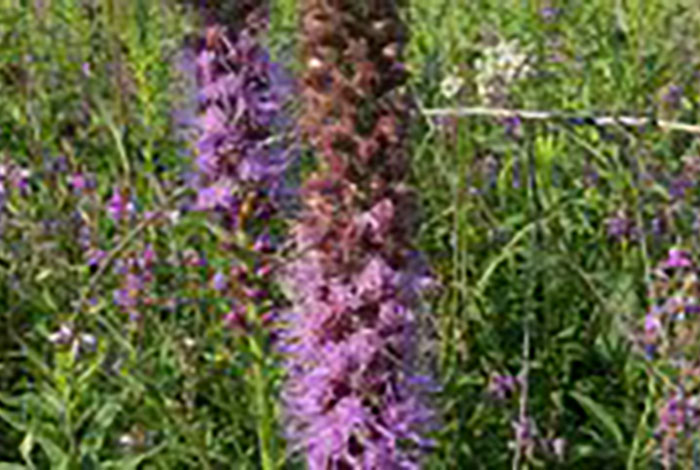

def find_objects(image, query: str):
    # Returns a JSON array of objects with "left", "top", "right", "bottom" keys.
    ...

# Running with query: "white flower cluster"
[
  {"left": 474, "top": 39, "right": 532, "bottom": 104},
  {"left": 440, "top": 70, "right": 464, "bottom": 100}
]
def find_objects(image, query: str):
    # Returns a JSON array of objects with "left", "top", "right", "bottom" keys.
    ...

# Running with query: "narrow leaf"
[{"left": 570, "top": 391, "right": 624, "bottom": 447}]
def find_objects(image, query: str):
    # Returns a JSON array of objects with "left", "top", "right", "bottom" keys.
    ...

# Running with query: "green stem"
[
  {"left": 249, "top": 331, "right": 275, "bottom": 470},
  {"left": 627, "top": 366, "right": 655, "bottom": 470}
]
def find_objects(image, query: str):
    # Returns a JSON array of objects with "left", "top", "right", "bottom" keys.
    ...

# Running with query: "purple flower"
[
  {"left": 644, "top": 343, "right": 657, "bottom": 360},
  {"left": 669, "top": 177, "right": 692, "bottom": 199},
  {"left": 540, "top": 7, "right": 560, "bottom": 20},
  {"left": 605, "top": 211, "right": 633, "bottom": 240},
  {"left": 645, "top": 312, "right": 662, "bottom": 334},
  {"left": 141, "top": 244, "right": 156, "bottom": 268},
  {"left": 685, "top": 304, "right": 700, "bottom": 314},
  {"left": 113, "top": 273, "right": 142, "bottom": 309},
  {"left": 49, "top": 324, "right": 73, "bottom": 345},
  {"left": 190, "top": 22, "right": 291, "bottom": 230},
  {"left": 662, "top": 84, "right": 683, "bottom": 108},
  {"left": 70, "top": 173, "right": 86, "bottom": 191},
  {"left": 195, "top": 181, "right": 234, "bottom": 211},
  {"left": 224, "top": 303, "right": 248, "bottom": 331},
  {"left": 211, "top": 271, "right": 227, "bottom": 291},
  {"left": 665, "top": 248, "right": 692, "bottom": 268},
  {"left": 504, "top": 116, "right": 522, "bottom": 138},
  {"left": 488, "top": 373, "right": 519, "bottom": 400},
  {"left": 107, "top": 187, "right": 134, "bottom": 222},
  {"left": 87, "top": 249, "right": 106, "bottom": 267},
  {"left": 11, "top": 168, "right": 30, "bottom": 193}
]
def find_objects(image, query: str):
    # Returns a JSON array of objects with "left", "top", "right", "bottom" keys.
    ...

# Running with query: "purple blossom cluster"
[
  {"left": 107, "top": 186, "right": 136, "bottom": 222},
  {"left": 282, "top": 244, "right": 436, "bottom": 468},
  {"left": 192, "top": 20, "right": 290, "bottom": 231},
  {"left": 487, "top": 373, "right": 520, "bottom": 400},
  {"left": 48, "top": 322, "right": 97, "bottom": 360},
  {"left": 112, "top": 244, "right": 156, "bottom": 322},
  {"left": 0, "top": 160, "right": 31, "bottom": 214},
  {"left": 605, "top": 155, "right": 700, "bottom": 244},
  {"left": 637, "top": 248, "right": 700, "bottom": 467}
]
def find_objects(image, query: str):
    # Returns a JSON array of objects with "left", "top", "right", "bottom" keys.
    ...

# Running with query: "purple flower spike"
[
  {"left": 190, "top": 21, "right": 291, "bottom": 231},
  {"left": 282, "top": 1, "right": 437, "bottom": 467},
  {"left": 638, "top": 249, "right": 700, "bottom": 464}
]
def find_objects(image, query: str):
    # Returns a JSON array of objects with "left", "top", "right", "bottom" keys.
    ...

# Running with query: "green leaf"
[
  {"left": 0, "top": 463, "right": 28, "bottom": 470},
  {"left": 569, "top": 390, "right": 624, "bottom": 448},
  {"left": 34, "top": 434, "right": 69, "bottom": 469},
  {"left": 102, "top": 443, "right": 167, "bottom": 470},
  {"left": 35, "top": 268, "right": 52, "bottom": 282},
  {"left": 80, "top": 453, "right": 101, "bottom": 470},
  {"left": 81, "top": 402, "right": 122, "bottom": 453},
  {"left": 0, "top": 408, "right": 27, "bottom": 432},
  {"left": 19, "top": 432, "right": 34, "bottom": 468},
  {"left": 93, "top": 402, "right": 121, "bottom": 429}
]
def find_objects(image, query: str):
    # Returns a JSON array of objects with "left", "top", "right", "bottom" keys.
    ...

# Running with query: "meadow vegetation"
[{"left": 2, "top": 0, "right": 700, "bottom": 468}]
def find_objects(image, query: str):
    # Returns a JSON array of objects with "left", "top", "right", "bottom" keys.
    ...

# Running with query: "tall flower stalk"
[
  {"left": 191, "top": 6, "right": 291, "bottom": 469},
  {"left": 280, "top": 1, "right": 436, "bottom": 468}
]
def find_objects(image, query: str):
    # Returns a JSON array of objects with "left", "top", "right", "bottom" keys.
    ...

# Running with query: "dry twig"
[{"left": 422, "top": 106, "right": 700, "bottom": 135}]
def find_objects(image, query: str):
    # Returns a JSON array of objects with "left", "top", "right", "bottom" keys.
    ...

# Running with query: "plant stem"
[{"left": 249, "top": 331, "right": 275, "bottom": 470}]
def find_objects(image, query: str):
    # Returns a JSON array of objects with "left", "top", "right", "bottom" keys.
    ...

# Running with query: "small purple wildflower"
[
  {"left": 70, "top": 173, "right": 86, "bottom": 191},
  {"left": 86, "top": 248, "right": 106, "bottom": 268},
  {"left": 605, "top": 211, "right": 634, "bottom": 240},
  {"left": 669, "top": 177, "right": 692, "bottom": 199},
  {"left": 223, "top": 303, "right": 248, "bottom": 331},
  {"left": 113, "top": 273, "right": 143, "bottom": 309},
  {"left": 11, "top": 168, "right": 30, "bottom": 194},
  {"left": 211, "top": 270, "right": 227, "bottom": 291},
  {"left": 48, "top": 324, "right": 73, "bottom": 345},
  {"left": 540, "top": 7, "right": 560, "bottom": 20},
  {"left": 664, "top": 248, "right": 692, "bottom": 268},
  {"left": 504, "top": 115, "right": 523, "bottom": 139},
  {"left": 510, "top": 416, "right": 536, "bottom": 460},
  {"left": 662, "top": 84, "right": 683, "bottom": 109},
  {"left": 107, "top": 187, "right": 134, "bottom": 222},
  {"left": 487, "top": 373, "right": 519, "bottom": 400}
]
